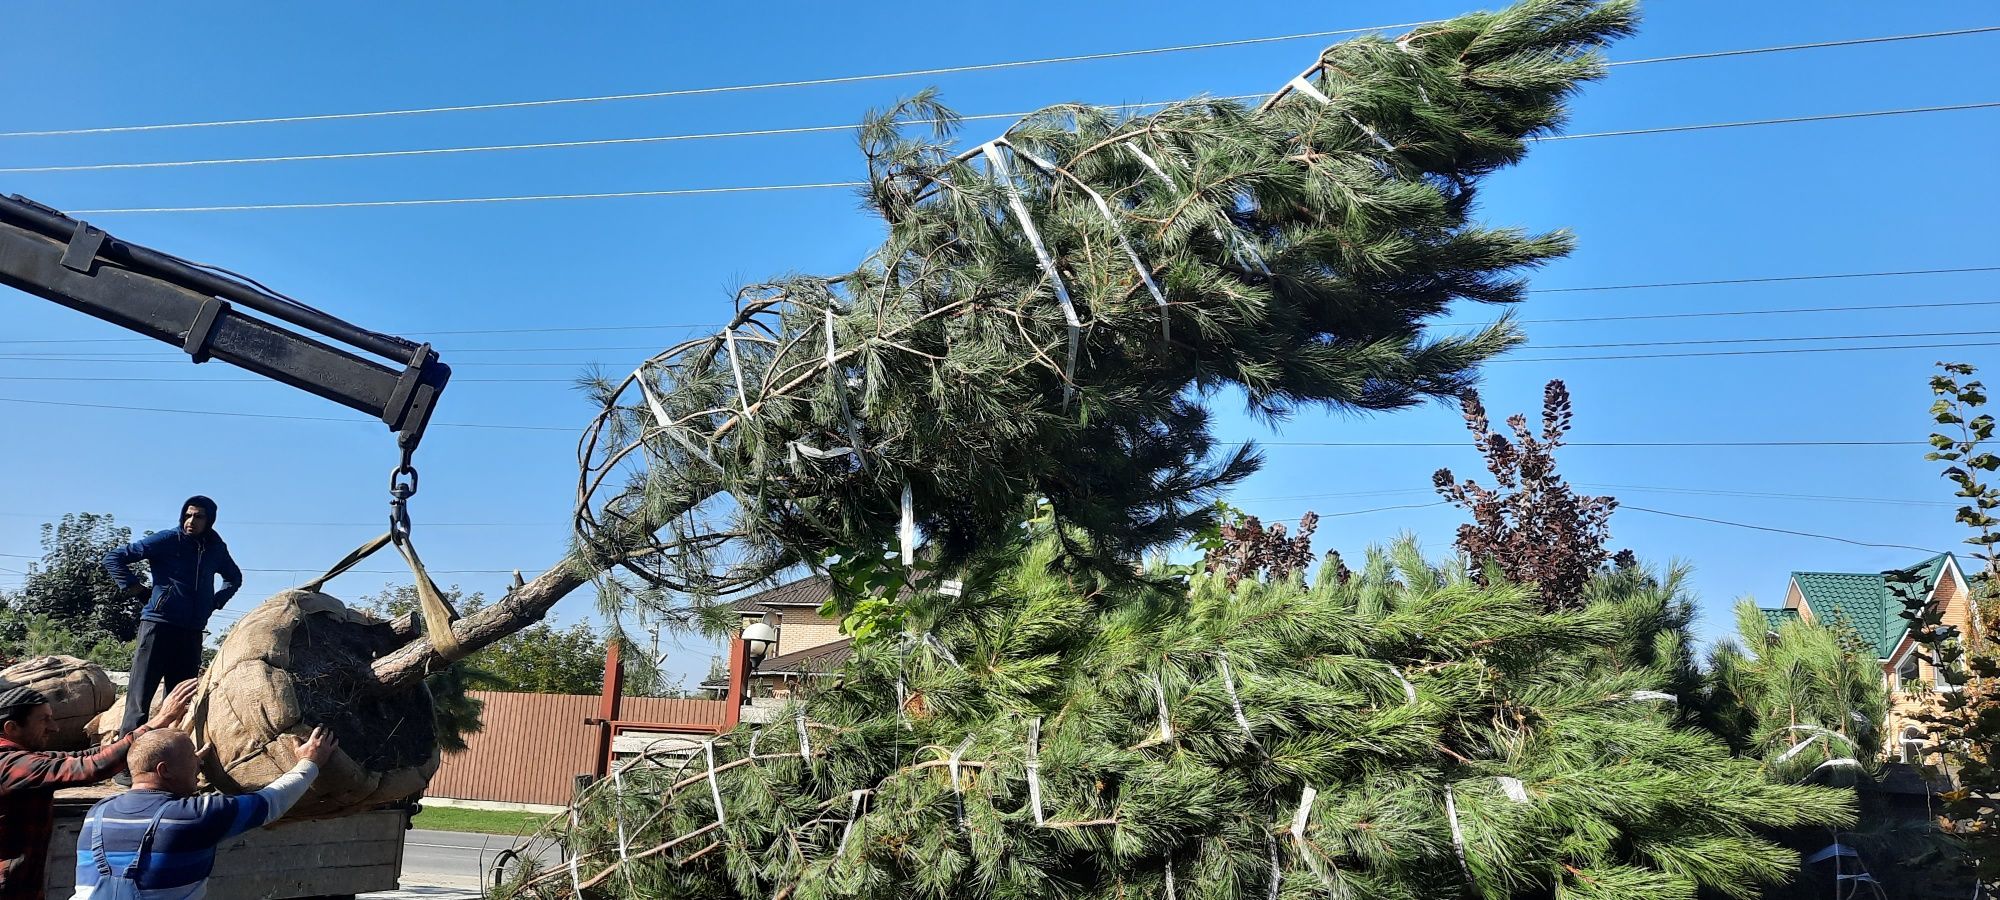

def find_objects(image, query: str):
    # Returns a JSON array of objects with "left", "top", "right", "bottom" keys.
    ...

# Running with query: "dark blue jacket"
[{"left": 103, "top": 496, "right": 242, "bottom": 630}]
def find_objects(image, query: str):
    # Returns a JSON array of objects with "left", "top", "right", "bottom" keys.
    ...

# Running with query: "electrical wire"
[
  {"left": 0, "top": 20, "right": 1438, "bottom": 138},
  {"left": 1620, "top": 505, "right": 1945, "bottom": 554},
  {"left": 1441, "top": 298, "right": 2000, "bottom": 328},
  {"left": 57, "top": 102, "right": 2000, "bottom": 215},
  {"left": 1498, "top": 339, "right": 2000, "bottom": 363},
  {"left": 1528, "top": 328, "right": 2000, "bottom": 350},
  {"left": 0, "top": 396, "right": 573, "bottom": 430},
  {"left": 7, "top": 279, "right": 1997, "bottom": 348},
  {"left": 15, "top": 27, "right": 2000, "bottom": 175},
  {"left": 4, "top": 25, "right": 1988, "bottom": 145}
]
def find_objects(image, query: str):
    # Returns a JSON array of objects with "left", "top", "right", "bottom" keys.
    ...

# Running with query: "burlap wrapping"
[
  {"left": 188, "top": 589, "right": 439, "bottom": 819},
  {"left": 0, "top": 655, "right": 116, "bottom": 750},
  {"left": 87, "top": 689, "right": 163, "bottom": 747}
]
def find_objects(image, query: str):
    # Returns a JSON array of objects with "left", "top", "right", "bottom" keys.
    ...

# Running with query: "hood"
[{"left": 182, "top": 494, "right": 218, "bottom": 527}]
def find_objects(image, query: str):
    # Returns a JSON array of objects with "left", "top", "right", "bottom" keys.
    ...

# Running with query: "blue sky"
[{"left": 2, "top": 1, "right": 1996, "bottom": 687}]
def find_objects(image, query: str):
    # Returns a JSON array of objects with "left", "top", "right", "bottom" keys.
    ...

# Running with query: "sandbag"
[
  {"left": 189, "top": 589, "right": 438, "bottom": 819},
  {"left": 0, "top": 655, "right": 115, "bottom": 750}
]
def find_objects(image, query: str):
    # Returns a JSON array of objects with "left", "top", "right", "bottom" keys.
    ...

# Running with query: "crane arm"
[{"left": 0, "top": 193, "right": 450, "bottom": 450}]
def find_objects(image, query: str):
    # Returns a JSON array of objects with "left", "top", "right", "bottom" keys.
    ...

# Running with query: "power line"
[
  {"left": 1529, "top": 264, "right": 2000, "bottom": 293},
  {"left": 0, "top": 394, "right": 1936, "bottom": 446},
  {"left": 1261, "top": 439, "right": 1922, "bottom": 448},
  {"left": 59, "top": 102, "right": 2000, "bottom": 215},
  {"left": 8, "top": 276, "right": 1996, "bottom": 349},
  {"left": 0, "top": 396, "right": 573, "bottom": 431},
  {"left": 1621, "top": 505, "right": 1944, "bottom": 554},
  {"left": 1539, "top": 100, "right": 2000, "bottom": 142},
  {"left": 13, "top": 26, "right": 1997, "bottom": 174},
  {"left": 6, "top": 23, "right": 1989, "bottom": 150},
  {"left": 1578, "top": 482, "right": 1952, "bottom": 509},
  {"left": 1601, "top": 25, "right": 2000, "bottom": 67},
  {"left": 0, "top": 375, "right": 575, "bottom": 384},
  {"left": 0, "top": 550, "right": 534, "bottom": 576},
  {"left": 0, "top": 20, "right": 1437, "bottom": 138},
  {"left": 1500, "top": 339, "right": 2000, "bottom": 363},
  {"left": 1445, "top": 297, "right": 2000, "bottom": 328},
  {"left": 1528, "top": 327, "right": 2000, "bottom": 350},
  {"left": 10, "top": 337, "right": 1995, "bottom": 369}
]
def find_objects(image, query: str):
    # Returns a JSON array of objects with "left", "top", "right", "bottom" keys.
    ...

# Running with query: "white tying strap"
[
  {"left": 1394, "top": 668, "right": 1418, "bottom": 704},
  {"left": 635, "top": 372, "right": 723, "bottom": 473},
  {"left": 837, "top": 789, "right": 867, "bottom": 855},
  {"left": 980, "top": 141, "right": 1082, "bottom": 403},
  {"left": 923, "top": 633, "right": 961, "bottom": 668},
  {"left": 1776, "top": 728, "right": 1848, "bottom": 764},
  {"left": 795, "top": 707, "right": 813, "bottom": 758},
  {"left": 1265, "top": 833, "right": 1283, "bottom": 900},
  {"left": 1150, "top": 672, "right": 1174, "bottom": 743},
  {"left": 1627, "top": 690, "right": 1678, "bottom": 704},
  {"left": 1286, "top": 75, "right": 1333, "bottom": 105},
  {"left": 1026, "top": 717, "right": 1047, "bottom": 825},
  {"left": 568, "top": 800, "right": 584, "bottom": 892},
  {"left": 1004, "top": 140, "right": 1169, "bottom": 341},
  {"left": 1282, "top": 74, "right": 1396, "bottom": 153},
  {"left": 787, "top": 441, "right": 855, "bottom": 462},
  {"left": 1800, "top": 757, "right": 1861, "bottom": 783},
  {"left": 900, "top": 481, "right": 916, "bottom": 567},
  {"left": 895, "top": 676, "right": 909, "bottom": 728},
  {"left": 703, "top": 739, "right": 727, "bottom": 827},
  {"left": 1495, "top": 776, "right": 1529, "bottom": 804},
  {"left": 1124, "top": 142, "right": 1271, "bottom": 277},
  {"left": 722, "top": 328, "right": 753, "bottom": 420},
  {"left": 949, "top": 734, "right": 977, "bottom": 825},
  {"left": 1165, "top": 858, "right": 1178, "bottom": 900},
  {"left": 1443, "top": 784, "right": 1474, "bottom": 884},
  {"left": 826, "top": 306, "right": 865, "bottom": 467},
  {"left": 1290, "top": 786, "right": 1340, "bottom": 894},
  {"left": 1216, "top": 653, "right": 1256, "bottom": 740},
  {"left": 610, "top": 765, "right": 631, "bottom": 861}
]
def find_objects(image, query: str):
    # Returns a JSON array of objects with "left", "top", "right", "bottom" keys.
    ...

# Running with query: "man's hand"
[
  {"left": 294, "top": 726, "right": 339, "bottom": 767},
  {"left": 116, "top": 582, "right": 151, "bottom": 602},
  {"left": 143, "top": 680, "right": 200, "bottom": 730}
]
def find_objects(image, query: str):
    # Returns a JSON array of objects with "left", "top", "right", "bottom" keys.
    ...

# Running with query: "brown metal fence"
[{"left": 428, "top": 691, "right": 731, "bottom": 807}]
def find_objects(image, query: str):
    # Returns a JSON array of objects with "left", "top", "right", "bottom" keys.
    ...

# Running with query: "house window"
[
  {"left": 1899, "top": 725, "right": 1927, "bottom": 764},
  {"left": 1895, "top": 653, "right": 1920, "bottom": 691}
]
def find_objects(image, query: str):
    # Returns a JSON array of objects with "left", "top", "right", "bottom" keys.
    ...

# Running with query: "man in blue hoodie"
[{"left": 102, "top": 497, "right": 243, "bottom": 747}]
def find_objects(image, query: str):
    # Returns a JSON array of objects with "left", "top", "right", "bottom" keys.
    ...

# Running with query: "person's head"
[
  {"left": 128, "top": 729, "right": 201, "bottom": 795},
  {"left": 180, "top": 495, "right": 217, "bottom": 537},
  {"left": 0, "top": 687, "right": 52, "bottom": 750}
]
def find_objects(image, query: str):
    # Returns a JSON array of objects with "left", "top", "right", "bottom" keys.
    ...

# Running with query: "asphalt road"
[{"left": 397, "top": 829, "right": 562, "bottom": 892}]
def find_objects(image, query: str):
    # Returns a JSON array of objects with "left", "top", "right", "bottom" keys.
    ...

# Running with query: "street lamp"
[{"left": 742, "top": 622, "right": 778, "bottom": 671}]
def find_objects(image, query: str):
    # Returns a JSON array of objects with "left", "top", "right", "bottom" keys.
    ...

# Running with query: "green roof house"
[{"left": 1760, "top": 552, "right": 1980, "bottom": 762}]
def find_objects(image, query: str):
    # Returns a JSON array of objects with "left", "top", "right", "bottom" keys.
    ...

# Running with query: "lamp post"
[{"left": 742, "top": 622, "right": 778, "bottom": 672}]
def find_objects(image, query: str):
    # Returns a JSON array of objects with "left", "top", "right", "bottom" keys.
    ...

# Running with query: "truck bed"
[{"left": 44, "top": 787, "right": 409, "bottom": 900}]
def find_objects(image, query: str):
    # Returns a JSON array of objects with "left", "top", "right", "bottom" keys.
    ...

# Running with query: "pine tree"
[
  {"left": 500, "top": 530, "right": 1849, "bottom": 900},
  {"left": 1703, "top": 602, "right": 1888, "bottom": 783},
  {"left": 568, "top": 0, "right": 1637, "bottom": 603}
]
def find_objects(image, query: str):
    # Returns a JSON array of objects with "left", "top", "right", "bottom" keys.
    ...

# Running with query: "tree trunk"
[{"left": 369, "top": 554, "right": 592, "bottom": 691}]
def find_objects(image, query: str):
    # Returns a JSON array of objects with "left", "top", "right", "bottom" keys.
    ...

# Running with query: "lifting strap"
[{"left": 303, "top": 531, "right": 465, "bottom": 662}]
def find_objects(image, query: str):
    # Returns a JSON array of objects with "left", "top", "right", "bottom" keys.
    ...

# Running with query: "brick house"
[
  {"left": 704, "top": 575, "right": 852, "bottom": 701},
  {"left": 1759, "top": 552, "right": 1982, "bottom": 762}
]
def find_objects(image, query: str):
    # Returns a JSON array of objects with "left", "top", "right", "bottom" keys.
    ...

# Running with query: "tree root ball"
[
  {"left": 188, "top": 590, "right": 439, "bottom": 819},
  {"left": 0, "top": 655, "right": 115, "bottom": 750}
]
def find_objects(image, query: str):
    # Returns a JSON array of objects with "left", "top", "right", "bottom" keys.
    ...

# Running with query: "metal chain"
[{"left": 389, "top": 446, "right": 418, "bottom": 542}]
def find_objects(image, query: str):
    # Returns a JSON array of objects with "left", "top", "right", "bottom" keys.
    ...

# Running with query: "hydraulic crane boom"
[{"left": 0, "top": 193, "right": 450, "bottom": 450}]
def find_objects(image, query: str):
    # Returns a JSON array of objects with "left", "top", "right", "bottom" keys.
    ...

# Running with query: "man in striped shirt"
[
  {"left": 0, "top": 680, "right": 196, "bottom": 900},
  {"left": 73, "top": 725, "right": 336, "bottom": 900}
]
